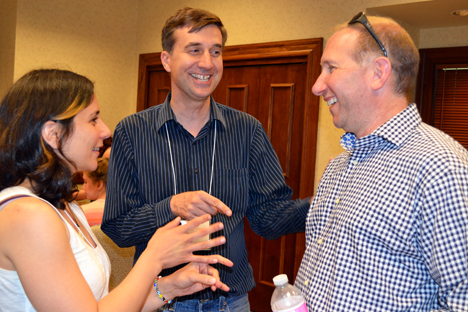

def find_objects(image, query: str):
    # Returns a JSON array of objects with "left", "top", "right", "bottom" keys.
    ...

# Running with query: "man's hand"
[{"left": 170, "top": 191, "right": 232, "bottom": 220}]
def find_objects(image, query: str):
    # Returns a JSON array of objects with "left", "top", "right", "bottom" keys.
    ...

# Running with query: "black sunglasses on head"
[{"left": 348, "top": 12, "right": 388, "bottom": 57}]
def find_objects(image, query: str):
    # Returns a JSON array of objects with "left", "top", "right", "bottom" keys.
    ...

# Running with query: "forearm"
[
  {"left": 248, "top": 196, "right": 309, "bottom": 239},
  {"left": 98, "top": 251, "right": 164, "bottom": 312},
  {"left": 247, "top": 125, "right": 310, "bottom": 239},
  {"left": 102, "top": 196, "right": 174, "bottom": 247}
]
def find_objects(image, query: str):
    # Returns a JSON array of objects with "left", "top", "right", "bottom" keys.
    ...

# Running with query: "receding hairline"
[
  {"left": 333, "top": 15, "right": 401, "bottom": 33},
  {"left": 330, "top": 15, "right": 405, "bottom": 64}
]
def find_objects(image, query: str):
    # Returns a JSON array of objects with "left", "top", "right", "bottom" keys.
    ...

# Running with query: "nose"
[
  {"left": 198, "top": 51, "right": 213, "bottom": 70},
  {"left": 99, "top": 120, "right": 111, "bottom": 139},
  {"left": 312, "top": 71, "right": 327, "bottom": 96}
]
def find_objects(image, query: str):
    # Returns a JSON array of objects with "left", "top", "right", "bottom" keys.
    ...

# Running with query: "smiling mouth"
[
  {"left": 190, "top": 74, "right": 211, "bottom": 82},
  {"left": 93, "top": 148, "right": 99, "bottom": 152},
  {"left": 327, "top": 98, "right": 337, "bottom": 107}
]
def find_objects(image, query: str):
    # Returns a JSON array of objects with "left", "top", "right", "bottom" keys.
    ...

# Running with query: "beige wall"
[
  {"left": 420, "top": 25, "right": 468, "bottom": 49},
  {"left": 0, "top": 0, "right": 17, "bottom": 99},
  {"left": 4, "top": 0, "right": 468, "bottom": 192},
  {"left": 13, "top": 0, "right": 139, "bottom": 131}
]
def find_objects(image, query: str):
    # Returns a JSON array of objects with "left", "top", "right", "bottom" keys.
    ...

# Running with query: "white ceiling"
[{"left": 369, "top": 0, "right": 468, "bottom": 29}]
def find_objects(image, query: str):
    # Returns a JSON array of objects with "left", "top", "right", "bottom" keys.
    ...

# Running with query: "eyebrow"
[
  {"left": 321, "top": 57, "right": 338, "bottom": 66},
  {"left": 88, "top": 110, "right": 100, "bottom": 118},
  {"left": 184, "top": 42, "right": 223, "bottom": 49},
  {"left": 185, "top": 42, "right": 202, "bottom": 49}
]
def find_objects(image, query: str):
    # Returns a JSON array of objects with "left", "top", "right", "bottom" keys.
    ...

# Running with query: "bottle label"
[{"left": 272, "top": 301, "right": 308, "bottom": 312}]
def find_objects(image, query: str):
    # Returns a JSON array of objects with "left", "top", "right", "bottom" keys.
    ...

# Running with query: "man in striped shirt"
[
  {"left": 295, "top": 13, "right": 468, "bottom": 311},
  {"left": 101, "top": 7, "right": 310, "bottom": 312}
]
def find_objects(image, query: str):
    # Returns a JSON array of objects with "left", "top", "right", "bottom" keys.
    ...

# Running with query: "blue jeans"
[{"left": 159, "top": 293, "right": 250, "bottom": 312}]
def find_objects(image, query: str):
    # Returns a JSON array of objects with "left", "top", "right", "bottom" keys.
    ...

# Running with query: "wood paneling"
[
  {"left": 268, "top": 83, "right": 295, "bottom": 178},
  {"left": 226, "top": 85, "right": 249, "bottom": 112}
]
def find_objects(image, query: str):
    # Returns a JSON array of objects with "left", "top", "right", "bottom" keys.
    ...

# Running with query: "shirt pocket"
[{"left": 214, "top": 168, "right": 249, "bottom": 217}]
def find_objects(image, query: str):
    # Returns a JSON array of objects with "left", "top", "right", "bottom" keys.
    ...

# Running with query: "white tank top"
[{"left": 0, "top": 186, "right": 111, "bottom": 312}]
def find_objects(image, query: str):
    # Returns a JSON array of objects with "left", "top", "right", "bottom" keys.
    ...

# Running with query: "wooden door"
[{"left": 137, "top": 38, "right": 322, "bottom": 312}]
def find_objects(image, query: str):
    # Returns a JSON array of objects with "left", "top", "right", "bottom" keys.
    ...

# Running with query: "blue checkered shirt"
[{"left": 295, "top": 104, "right": 468, "bottom": 311}]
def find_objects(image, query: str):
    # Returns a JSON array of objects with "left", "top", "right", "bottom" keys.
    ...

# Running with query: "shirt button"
[
  {"left": 352, "top": 160, "right": 358, "bottom": 165},
  {"left": 335, "top": 198, "right": 340, "bottom": 204},
  {"left": 317, "top": 238, "right": 323, "bottom": 244},
  {"left": 194, "top": 168, "right": 199, "bottom": 174}
]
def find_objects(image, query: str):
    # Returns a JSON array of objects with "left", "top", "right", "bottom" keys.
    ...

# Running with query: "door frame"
[{"left": 415, "top": 46, "right": 468, "bottom": 124}]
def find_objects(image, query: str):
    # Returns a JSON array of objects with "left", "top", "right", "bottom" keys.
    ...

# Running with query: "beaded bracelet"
[{"left": 154, "top": 276, "right": 172, "bottom": 304}]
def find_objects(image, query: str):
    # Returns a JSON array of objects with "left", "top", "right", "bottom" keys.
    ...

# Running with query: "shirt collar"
[
  {"left": 340, "top": 103, "right": 422, "bottom": 152},
  {"left": 371, "top": 103, "right": 421, "bottom": 147},
  {"left": 157, "top": 92, "right": 227, "bottom": 131}
]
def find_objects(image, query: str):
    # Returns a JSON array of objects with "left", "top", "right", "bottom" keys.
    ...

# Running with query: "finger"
[
  {"left": 186, "top": 235, "right": 225, "bottom": 253},
  {"left": 206, "top": 266, "right": 230, "bottom": 292},
  {"left": 187, "top": 271, "right": 217, "bottom": 286},
  {"left": 213, "top": 256, "right": 233, "bottom": 267},
  {"left": 201, "top": 194, "right": 232, "bottom": 217},
  {"left": 215, "top": 281, "right": 230, "bottom": 292},
  {"left": 188, "top": 255, "right": 233, "bottom": 267},
  {"left": 213, "top": 201, "right": 232, "bottom": 217},
  {"left": 160, "top": 216, "right": 182, "bottom": 232},
  {"left": 188, "top": 222, "right": 224, "bottom": 243},
  {"left": 182, "top": 215, "right": 212, "bottom": 232}
]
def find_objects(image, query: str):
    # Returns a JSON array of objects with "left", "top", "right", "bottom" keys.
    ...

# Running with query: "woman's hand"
[
  {"left": 147, "top": 215, "right": 233, "bottom": 270},
  {"left": 156, "top": 262, "right": 231, "bottom": 301}
]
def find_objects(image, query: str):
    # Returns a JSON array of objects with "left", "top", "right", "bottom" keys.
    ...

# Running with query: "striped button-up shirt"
[
  {"left": 295, "top": 104, "right": 468, "bottom": 311},
  {"left": 102, "top": 93, "right": 310, "bottom": 300}
]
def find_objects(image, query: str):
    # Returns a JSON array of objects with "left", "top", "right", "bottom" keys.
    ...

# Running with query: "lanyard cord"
[
  {"left": 165, "top": 121, "right": 217, "bottom": 196},
  {"left": 208, "top": 122, "right": 217, "bottom": 195},
  {"left": 165, "top": 123, "right": 177, "bottom": 195}
]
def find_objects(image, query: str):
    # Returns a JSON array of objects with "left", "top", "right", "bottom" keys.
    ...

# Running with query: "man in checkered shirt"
[{"left": 295, "top": 13, "right": 468, "bottom": 311}]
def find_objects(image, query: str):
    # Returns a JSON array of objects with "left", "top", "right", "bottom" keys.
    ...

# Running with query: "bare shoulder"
[
  {"left": 0, "top": 197, "right": 99, "bottom": 311},
  {"left": 0, "top": 196, "right": 66, "bottom": 232},
  {"left": 0, "top": 197, "right": 69, "bottom": 269}
]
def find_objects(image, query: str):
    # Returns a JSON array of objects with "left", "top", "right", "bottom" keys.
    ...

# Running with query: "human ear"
[
  {"left": 371, "top": 57, "right": 392, "bottom": 91},
  {"left": 41, "top": 120, "right": 61, "bottom": 149},
  {"left": 161, "top": 51, "right": 172, "bottom": 73},
  {"left": 97, "top": 180, "right": 104, "bottom": 192}
]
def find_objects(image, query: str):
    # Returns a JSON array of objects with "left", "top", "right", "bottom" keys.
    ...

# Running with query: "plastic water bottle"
[{"left": 271, "top": 274, "right": 308, "bottom": 312}]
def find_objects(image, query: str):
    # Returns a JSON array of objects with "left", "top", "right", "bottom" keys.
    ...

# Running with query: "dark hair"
[
  {"left": 0, "top": 69, "right": 95, "bottom": 209},
  {"left": 84, "top": 157, "right": 109, "bottom": 187},
  {"left": 162, "top": 7, "right": 228, "bottom": 53}
]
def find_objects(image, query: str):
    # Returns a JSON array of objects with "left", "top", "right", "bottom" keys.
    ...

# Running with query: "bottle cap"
[{"left": 273, "top": 274, "right": 288, "bottom": 286}]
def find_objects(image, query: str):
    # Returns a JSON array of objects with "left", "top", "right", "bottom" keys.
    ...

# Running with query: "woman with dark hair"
[{"left": 0, "top": 69, "right": 232, "bottom": 312}]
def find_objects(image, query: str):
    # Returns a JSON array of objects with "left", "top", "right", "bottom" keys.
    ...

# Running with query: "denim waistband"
[{"left": 168, "top": 296, "right": 227, "bottom": 311}]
